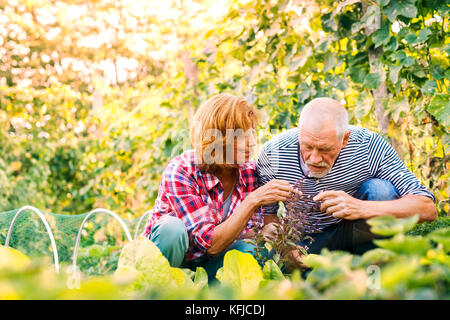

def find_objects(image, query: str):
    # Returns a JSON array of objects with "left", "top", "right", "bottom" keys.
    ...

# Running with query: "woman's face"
[{"left": 230, "top": 128, "right": 257, "bottom": 164}]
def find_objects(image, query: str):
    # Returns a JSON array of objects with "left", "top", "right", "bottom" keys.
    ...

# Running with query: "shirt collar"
[
  {"left": 298, "top": 145, "right": 312, "bottom": 178},
  {"left": 202, "top": 172, "right": 220, "bottom": 191},
  {"left": 201, "top": 164, "right": 248, "bottom": 191}
]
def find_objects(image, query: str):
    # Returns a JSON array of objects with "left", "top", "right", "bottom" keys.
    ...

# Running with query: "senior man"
[{"left": 257, "top": 97, "right": 436, "bottom": 267}]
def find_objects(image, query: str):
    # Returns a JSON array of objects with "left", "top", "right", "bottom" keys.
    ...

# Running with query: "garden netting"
[{"left": 0, "top": 207, "right": 150, "bottom": 275}]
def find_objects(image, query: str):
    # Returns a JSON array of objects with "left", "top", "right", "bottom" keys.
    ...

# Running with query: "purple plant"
[{"left": 251, "top": 178, "right": 325, "bottom": 268}]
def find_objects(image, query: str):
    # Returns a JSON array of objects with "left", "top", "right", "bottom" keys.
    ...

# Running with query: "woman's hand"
[
  {"left": 283, "top": 245, "right": 309, "bottom": 272},
  {"left": 247, "top": 179, "right": 301, "bottom": 209}
]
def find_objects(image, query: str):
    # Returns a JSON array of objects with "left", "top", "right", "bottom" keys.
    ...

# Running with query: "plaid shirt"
[{"left": 144, "top": 149, "right": 263, "bottom": 261}]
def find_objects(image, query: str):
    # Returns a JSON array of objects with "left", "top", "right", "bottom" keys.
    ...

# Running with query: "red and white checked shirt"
[{"left": 143, "top": 149, "right": 263, "bottom": 261}]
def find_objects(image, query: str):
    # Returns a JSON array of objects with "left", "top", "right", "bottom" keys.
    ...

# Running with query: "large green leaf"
[
  {"left": 374, "top": 233, "right": 431, "bottom": 255},
  {"left": 367, "top": 214, "right": 419, "bottom": 236},
  {"left": 381, "top": 257, "right": 421, "bottom": 290},
  {"left": 359, "top": 248, "right": 396, "bottom": 267},
  {"left": 322, "top": 270, "right": 368, "bottom": 300},
  {"left": 113, "top": 237, "right": 185, "bottom": 289},
  {"left": 217, "top": 250, "right": 263, "bottom": 297},
  {"left": 0, "top": 246, "right": 31, "bottom": 271},
  {"left": 426, "top": 94, "right": 450, "bottom": 127},
  {"left": 262, "top": 259, "right": 285, "bottom": 280}
]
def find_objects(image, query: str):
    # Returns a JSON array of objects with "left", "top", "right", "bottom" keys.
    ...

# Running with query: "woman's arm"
[{"left": 207, "top": 179, "right": 298, "bottom": 255}]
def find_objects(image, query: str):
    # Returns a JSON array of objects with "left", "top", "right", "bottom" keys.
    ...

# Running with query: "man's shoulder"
[
  {"left": 261, "top": 127, "right": 299, "bottom": 154},
  {"left": 348, "top": 125, "right": 376, "bottom": 141}
]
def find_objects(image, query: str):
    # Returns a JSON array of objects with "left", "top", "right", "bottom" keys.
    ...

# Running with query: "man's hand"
[{"left": 313, "top": 190, "right": 366, "bottom": 220}]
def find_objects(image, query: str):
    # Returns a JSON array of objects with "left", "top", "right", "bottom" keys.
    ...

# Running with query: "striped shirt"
[{"left": 256, "top": 125, "right": 435, "bottom": 230}]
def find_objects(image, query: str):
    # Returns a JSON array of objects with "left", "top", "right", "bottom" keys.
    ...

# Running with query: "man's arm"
[
  {"left": 314, "top": 191, "right": 436, "bottom": 222},
  {"left": 315, "top": 131, "right": 437, "bottom": 222}
]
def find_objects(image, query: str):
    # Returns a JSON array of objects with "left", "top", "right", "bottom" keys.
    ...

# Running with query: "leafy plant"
[{"left": 251, "top": 179, "right": 323, "bottom": 268}]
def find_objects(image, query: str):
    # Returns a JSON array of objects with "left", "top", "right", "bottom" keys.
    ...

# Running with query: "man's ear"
[{"left": 341, "top": 130, "right": 350, "bottom": 148}]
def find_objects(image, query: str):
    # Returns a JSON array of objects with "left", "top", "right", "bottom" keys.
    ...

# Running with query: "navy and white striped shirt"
[{"left": 256, "top": 125, "right": 435, "bottom": 230}]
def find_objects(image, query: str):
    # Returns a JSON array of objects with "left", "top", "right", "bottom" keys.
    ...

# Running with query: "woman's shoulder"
[{"left": 164, "top": 149, "right": 200, "bottom": 177}]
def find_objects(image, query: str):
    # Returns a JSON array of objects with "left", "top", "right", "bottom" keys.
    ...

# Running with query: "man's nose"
[{"left": 310, "top": 149, "right": 322, "bottom": 163}]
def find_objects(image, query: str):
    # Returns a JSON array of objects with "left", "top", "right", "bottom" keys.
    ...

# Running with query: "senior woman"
[{"left": 143, "top": 93, "right": 295, "bottom": 280}]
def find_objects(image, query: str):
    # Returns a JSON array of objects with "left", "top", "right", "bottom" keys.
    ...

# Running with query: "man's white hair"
[{"left": 298, "top": 97, "right": 349, "bottom": 140}]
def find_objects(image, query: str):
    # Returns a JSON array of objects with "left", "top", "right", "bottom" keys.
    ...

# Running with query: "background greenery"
[
  {"left": 0, "top": 0, "right": 447, "bottom": 220},
  {"left": 0, "top": 0, "right": 448, "bottom": 300}
]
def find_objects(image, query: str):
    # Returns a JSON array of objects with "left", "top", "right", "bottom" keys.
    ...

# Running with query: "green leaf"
[
  {"left": 322, "top": 270, "right": 368, "bottom": 300},
  {"left": 401, "top": 56, "right": 416, "bottom": 67},
  {"left": 377, "top": 0, "right": 391, "bottom": 7},
  {"left": 384, "top": 36, "right": 398, "bottom": 51},
  {"left": 367, "top": 214, "right": 419, "bottom": 236},
  {"left": 430, "top": 64, "right": 445, "bottom": 80},
  {"left": 418, "top": 28, "right": 432, "bottom": 43},
  {"left": 374, "top": 233, "right": 431, "bottom": 255},
  {"left": 422, "top": 80, "right": 437, "bottom": 95},
  {"left": 0, "top": 246, "right": 31, "bottom": 271},
  {"left": 355, "top": 91, "right": 372, "bottom": 119},
  {"left": 349, "top": 66, "right": 368, "bottom": 84},
  {"left": 383, "top": 0, "right": 418, "bottom": 22},
  {"left": 381, "top": 257, "right": 421, "bottom": 290},
  {"left": 427, "top": 227, "right": 450, "bottom": 252},
  {"left": 372, "top": 25, "right": 391, "bottom": 48},
  {"left": 351, "top": 5, "right": 380, "bottom": 34},
  {"left": 303, "top": 250, "right": 353, "bottom": 270},
  {"left": 389, "top": 65, "right": 402, "bottom": 84},
  {"left": 405, "top": 32, "right": 418, "bottom": 45},
  {"left": 324, "top": 52, "right": 338, "bottom": 72},
  {"left": 363, "top": 72, "right": 382, "bottom": 89},
  {"left": 321, "top": 12, "right": 337, "bottom": 32},
  {"left": 360, "top": 248, "right": 396, "bottom": 267},
  {"left": 114, "top": 237, "right": 185, "bottom": 289},
  {"left": 193, "top": 267, "right": 208, "bottom": 288},
  {"left": 426, "top": 94, "right": 450, "bottom": 127},
  {"left": 262, "top": 259, "right": 285, "bottom": 280},
  {"left": 289, "top": 47, "right": 312, "bottom": 72},
  {"left": 388, "top": 95, "right": 410, "bottom": 122},
  {"left": 218, "top": 250, "right": 263, "bottom": 297}
]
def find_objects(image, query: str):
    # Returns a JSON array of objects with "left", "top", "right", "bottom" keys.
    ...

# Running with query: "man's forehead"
[{"left": 299, "top": 122, "right": 338, "bottom": 140}]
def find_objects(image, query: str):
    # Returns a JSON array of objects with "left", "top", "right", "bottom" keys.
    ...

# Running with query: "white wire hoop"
[
  {"left": 4, "top": 205, "right": 60, "bottom": 273},
  {"left": 134, "top": 210, "right": 152, "bottom": 239},
  {"left": 72, "top": 208, "right": 132, "bottom": 272}
]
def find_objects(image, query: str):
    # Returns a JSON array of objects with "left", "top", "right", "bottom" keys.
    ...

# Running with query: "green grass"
[{"left": 407, "top": 215, "right": 450, "bottom": 236}]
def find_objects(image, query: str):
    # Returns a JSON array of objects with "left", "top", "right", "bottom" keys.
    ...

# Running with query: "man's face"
[{"left": 299, "top": 125, "right": 349, "bottom": 178}]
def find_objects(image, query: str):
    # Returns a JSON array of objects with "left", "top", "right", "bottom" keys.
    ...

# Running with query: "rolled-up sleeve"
[{"left": 369, "top": 132, "right": 435, "bottom": 202}]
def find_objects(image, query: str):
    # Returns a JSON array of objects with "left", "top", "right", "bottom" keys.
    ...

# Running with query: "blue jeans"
[
  {"left": 148, "top": 215, "right": 258, "bottom": 281},
  {"left": 297, "top": 178, "right": 400, "bottom": 255}
]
